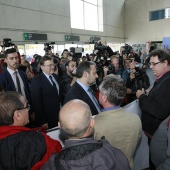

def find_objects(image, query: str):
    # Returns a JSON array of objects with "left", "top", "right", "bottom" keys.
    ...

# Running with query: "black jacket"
[
  {"left": 30, "top": 72, "right": 61, "bottom": 128},
  {"left": 64, "top": 82, "right": 100, "bottom": 116},
  {"left": 59, "top": 137, "right": 130, "bottom": 170},
  {"left": 139, "top": 71, "right": 170, "bottom": 136}
]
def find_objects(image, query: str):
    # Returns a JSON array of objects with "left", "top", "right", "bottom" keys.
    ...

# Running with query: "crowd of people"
[{"left": 0, "top": 41, "right": 170, "bottom": 170}]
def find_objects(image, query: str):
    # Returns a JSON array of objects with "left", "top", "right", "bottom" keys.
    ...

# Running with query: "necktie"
[
  {"left": 15, "top": 71, "right": 21, "bottom": 93},
  {"left": 49, "top": 75, "right": 58, "bottom": 95},
  {"left": 88, "top": 88, "right": 101, "bottom": 113}
]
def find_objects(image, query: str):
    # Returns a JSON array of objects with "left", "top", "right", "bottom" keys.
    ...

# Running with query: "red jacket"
[{"left": 0, "top": 126, "right": 62, "bottom": 170}]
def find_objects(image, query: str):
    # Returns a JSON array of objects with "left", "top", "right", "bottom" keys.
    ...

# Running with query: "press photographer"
[
  {"left": 44, "top": 42, "right": 55, "bottom": 57},
  {"left": 0, "top": 38, "right": 21, "bottom": 64},
  {"left": 92, "top": 41, "right": 116, "bottom": 78},
  {"left": 119, "top": 44, "right": 141, "bottom": 68},
  {"left": 69, "top": 47, "right": 84, "bottom": 65},
  {"left": 125, "top": 62, "right": 150, "bottom": 104}
]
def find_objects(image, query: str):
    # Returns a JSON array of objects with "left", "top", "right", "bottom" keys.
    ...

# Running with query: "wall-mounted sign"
[
  {"left": 24, "top": 33, "right": 47, "bottom": 40},
  {"left": 65, "top": 35, "right": 80, "bottom": 41}
]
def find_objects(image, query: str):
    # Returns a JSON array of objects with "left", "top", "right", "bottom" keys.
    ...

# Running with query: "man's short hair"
[
  {"left": 76, "top": 61, "right": 95, "bottom": 78},
  {"left": 39, "top": 55, "right": 53, "bottom": 66},
  {"left": 0, "top": 92, "right": 24, "bottom": 126},
  {"left": 59, "top": 100, "right": 92, "bottom": 138},
  {"left": 4, "top": 48, "right": 16, "bottom": 58},
  {"left": 149, "top": 49, "right": 170, "bottom": 65},
  {"left": 99, "top": 75, "right": 127, "bottom": 105}
]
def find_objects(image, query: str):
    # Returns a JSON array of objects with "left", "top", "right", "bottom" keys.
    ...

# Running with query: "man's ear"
[
  {"left": 13, "top": 110, "right": 22, "bottom": 122},
  {"left": 58, "top": 122, "right": 61, "bottom": 129},
  {"left": 83, "top": 71, "right": 88, "bottom": 78},
  {"left": 102, "top": 94, "right": 107, "bottom": 102},
  {"left": 40, "top": 65, "right": 44, "bottom": 71},
  {"left": 90, "top": 118, "right": 95, "bottom": 129},
  {"left": 66, "top": 65, "right": 68, "bottom": 70},
  {"left": 164, "top": 60, "right": 168, "bottom": 67}
]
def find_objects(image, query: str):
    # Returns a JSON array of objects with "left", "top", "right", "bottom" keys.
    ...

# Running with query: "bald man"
[{"left": 58, "top": 99, "right": 130, "bottom": 170}]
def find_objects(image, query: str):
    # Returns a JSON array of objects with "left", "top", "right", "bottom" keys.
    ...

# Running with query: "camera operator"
[
  {"left": 125, "top": 62, "right": 150, "bottom": 104},
  {"left": 93, "top": 41, "right": 117, "bottom": 80},
  {"left": 44, "top": 42, "right": 56, "bottom": 58},
  {"left": 1, "top": 39, "right": 21, "bottom": 64},
  {"left": 103, "top": 56, "right": 129, "bottom": 82}
]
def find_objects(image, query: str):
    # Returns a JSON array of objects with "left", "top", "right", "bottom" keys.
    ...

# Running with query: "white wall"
[
  {"left": 0, "top": 0, "right": 125, "bottom": 44},
  {"left": 124, "top": 0, "right": 170, "bottom": 44}
]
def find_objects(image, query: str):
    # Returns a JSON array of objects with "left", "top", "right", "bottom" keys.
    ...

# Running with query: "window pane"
[
  {"left": 70, "top": 0, "right": 103, "bottom": 31},
  {"left": 84, "top": 2, "right": 98, "bottom": 31},
  {"left": 25, "top": 44, "right": 45, "bottom": 57},
  {"left": 165, "top": 8, "right": 170, "bottom": 18},
  {"left": 58, "top": 45, "right": 64, "bottom": 56},
  {"left": 70, "top": 0, "right": 84, "bottom": 29},
  {"left": 85, "top": 0, "right": 97, "bottom": 5},
  {"left": 150, "top": 9, "right": 165, "bottom": 21},
  {"left": 98, "top": 0, "right": 103, "bottom": 31}
]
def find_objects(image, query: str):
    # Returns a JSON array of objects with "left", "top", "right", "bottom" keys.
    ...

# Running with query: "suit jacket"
[
  {"left": 30, "top": 72, "right": 61, "bottom": 128},
  {"left": 94, "top": 108, "right": 142, "bottom": 168},
  {"left": 64, "top": 82, "right": 99, "bottom": 116},
  {"left": 139, "top": 71, "right": 170, "bottom": 136},
  {"left": 0, "top": 69, "right": 31, "bottom": 103}
]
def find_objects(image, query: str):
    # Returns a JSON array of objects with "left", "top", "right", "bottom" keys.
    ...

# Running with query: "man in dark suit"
[
  {"left": 30, "top": 56, "right": 61, "bottom": 129},
  {"left": 64, "top": 61, "right": 101, "bottom": 116},
  {"left": 0, "top": 48, "right": 31, "bottom": 103}
]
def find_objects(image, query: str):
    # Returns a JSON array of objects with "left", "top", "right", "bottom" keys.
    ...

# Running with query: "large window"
[
  {"left": 70, "top": 0, "right": 103, "bottom": 31},
  {"left": 150, "top": 8, "right": 170, "bottom": 21}
]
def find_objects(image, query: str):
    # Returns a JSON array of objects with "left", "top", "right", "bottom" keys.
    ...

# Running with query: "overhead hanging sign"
[
  {"left": 24, "top": 33, "right": 47, "bottom": 40},
  {"left": 65, "top": 35, "right": 80, "bottom": 41}
]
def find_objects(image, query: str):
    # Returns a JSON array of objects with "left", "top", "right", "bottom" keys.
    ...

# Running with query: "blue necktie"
[{"left": 88, "top": 88, "right": 101, "bottom": 113}]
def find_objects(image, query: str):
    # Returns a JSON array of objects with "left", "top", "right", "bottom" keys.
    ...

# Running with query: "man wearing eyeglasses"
[
  {"left": 30, "top": 56, "right": 61, "bottom": 129},
  {"left": 136, "top": 49, "right": 170, "bottom": 139},
  {"left": 0, "top": 91, "right": 62, "bottom": 170}
]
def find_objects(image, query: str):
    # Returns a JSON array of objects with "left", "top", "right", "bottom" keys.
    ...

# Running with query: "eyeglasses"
[
  {"left": 149, "top": 62, "right": 162, "bottom": 66},
  {"left": 44, "top": 64, "right": 55, "bottom": 67},
  {"left": 17, "top": 103, "right": 30, "bottom": 111}
]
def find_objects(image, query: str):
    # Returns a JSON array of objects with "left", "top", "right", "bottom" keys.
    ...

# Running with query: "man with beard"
[
  {"left": 0, "top": 48, "right": 31, "bottom": 103},
  {"left": 60, "top": 60, "right": 77, "bottom": 102},
  {"left": 64, "top": 61, "right": 101, "bottom": 116}
]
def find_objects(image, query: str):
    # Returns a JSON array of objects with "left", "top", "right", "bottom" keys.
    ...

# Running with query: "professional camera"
[
  {"left": 94, "top": 41, "right": 107, "bottom": 51},
  {"left": 44, "top": 42, "right": 55, "bottom": 52},
  {"left": 133, "top": 64, "right": 150, "bottom": 91},
  {"left": 134, "top": 64, "right": 143, "bottom": 80},
  {"left": 122, "top": 44, "right": 132, "bottom": 55},
  {"left": 107, "top": 64, "right": 115, "bottom": 75},
  {"left": 69, "top": 47, "right": 84, "bottom": 62},
  {"left": 2, "top": 38, "right": 15, "bottom": 47}
]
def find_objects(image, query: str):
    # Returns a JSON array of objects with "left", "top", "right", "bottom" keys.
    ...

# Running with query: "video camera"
[
  {"left": 2, "top": 38, "right": 15, "bottom": 47},
  {"left": 69, "top": 47, "right": 84, "bottom": 62},
  {"left": 44, "top": 42, "right": 55, "bottom": 52},
  {"left": 94, "top": 41, "right": 107, "bottom": 51},
  {"left": 92, "top": 41, "right": 116, "bottom": 77},
  {"left": 122, "top": 44, "right": 132, "bottom": 55}
]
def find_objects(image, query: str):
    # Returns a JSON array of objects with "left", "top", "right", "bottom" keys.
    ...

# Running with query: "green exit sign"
[
  {"left": 65, "top": 35, "right": 80, "bottom": 41},
  {"left": 24, "top": 33, "right": 29, "bottom": 40}
]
